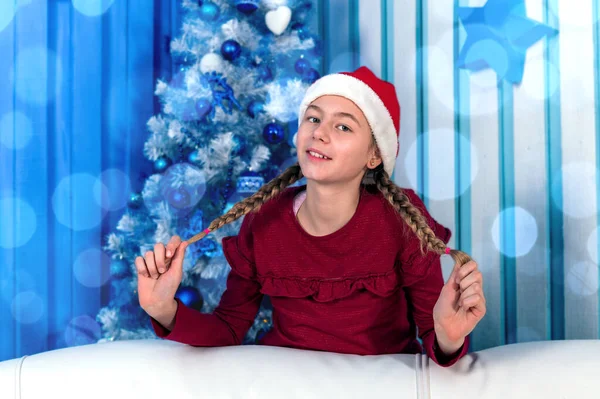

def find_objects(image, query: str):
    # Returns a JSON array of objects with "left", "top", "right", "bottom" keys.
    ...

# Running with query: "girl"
[{"left": 136, "top": 66, "right": 486, "bottom": 368}]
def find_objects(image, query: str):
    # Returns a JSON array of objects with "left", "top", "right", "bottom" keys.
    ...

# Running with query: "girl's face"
[{"left": 296, "top": 95, "right": 381, "bottom": 186}]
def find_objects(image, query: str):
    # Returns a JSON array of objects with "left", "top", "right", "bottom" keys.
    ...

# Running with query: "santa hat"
[{"left": 297, "top": 66, "right": 400, "bottom": 177}]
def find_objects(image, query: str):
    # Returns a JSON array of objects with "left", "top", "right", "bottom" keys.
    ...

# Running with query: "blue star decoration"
[{"left": 457, "top": 0, "right": 558, "bottom": 84}]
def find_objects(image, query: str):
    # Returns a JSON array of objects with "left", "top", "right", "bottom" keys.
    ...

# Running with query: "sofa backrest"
[{"left": 1, "top": 339, "right": 599, "bottom": 398}]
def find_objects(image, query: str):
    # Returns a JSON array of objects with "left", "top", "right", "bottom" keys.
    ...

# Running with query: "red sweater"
[{"left": 150, "top": 185, "right": 470, "bottom": 367}]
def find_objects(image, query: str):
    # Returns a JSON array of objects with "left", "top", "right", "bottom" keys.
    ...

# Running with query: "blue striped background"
[
  {"left": 0, "top": 0, "right": 178, "bottom": 361},
  {"left": 2, "top": 0, "right": 600, "bottom": 361}
]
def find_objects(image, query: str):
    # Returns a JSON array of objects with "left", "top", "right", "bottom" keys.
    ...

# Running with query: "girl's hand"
[
  {"left": 135, "top": 235, "right": 189, "bottom": 316},
  {"left": 432, "top": 260, "right": 486, "bottom": 344}
]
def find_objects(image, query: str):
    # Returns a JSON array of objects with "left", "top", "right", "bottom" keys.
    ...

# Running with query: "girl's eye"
[{"left": 306, "top": 116, "right": 352, "bottom": 132}]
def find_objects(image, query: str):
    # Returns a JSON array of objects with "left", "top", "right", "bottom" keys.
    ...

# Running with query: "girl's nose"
[{"left": 312, "top": 125, "right": 330, "bottom": 142}]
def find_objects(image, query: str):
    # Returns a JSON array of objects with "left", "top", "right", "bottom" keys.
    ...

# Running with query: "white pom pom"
[{"left": 200, "top": 53, "right": 224, "bottom": 74}]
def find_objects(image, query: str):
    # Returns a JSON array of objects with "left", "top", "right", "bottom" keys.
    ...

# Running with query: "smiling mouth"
[{"left": 307, "top": 150, "right": 332, "bottom": 160}]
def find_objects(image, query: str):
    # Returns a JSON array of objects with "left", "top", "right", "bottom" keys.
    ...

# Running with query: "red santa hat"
[{"left": 297, "top": 66, "right": 401, "bottom": 177}]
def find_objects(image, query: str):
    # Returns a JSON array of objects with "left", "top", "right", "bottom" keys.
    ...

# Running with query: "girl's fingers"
[
  {"left": 460, "top": 293, "right": 486, "bottom": 314},
  {"left": 144, "top": 250, "right": 159, "bottom": 279},
  {"left": 165, "top": 236, "right": 182, "bottom": 259},
  {"left": 134, "top": 256, "right": 149, "bottom": 278},
  {"left": 455, "top": 261, "right": 479, "bottom": 284},
  {"left": 170, "top": 241, "right": 189, "bottom": 273},
  {"left": 154, "top": 243, "right": 166, "bottom": 274},
  {"left": 459, "top": 283, "right": 482, "bottom": 306},
  {"left": 458, "top": 270, "right": 483, "bottom": 292}
]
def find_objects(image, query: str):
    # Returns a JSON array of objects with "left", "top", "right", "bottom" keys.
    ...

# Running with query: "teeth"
[{"left": 309, "top": 151, "right": 330, "bottom": 160}]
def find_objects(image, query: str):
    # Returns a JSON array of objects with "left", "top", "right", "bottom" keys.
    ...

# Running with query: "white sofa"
[{"left": 1, "top": 339, "right": 599, "bottom": 398}]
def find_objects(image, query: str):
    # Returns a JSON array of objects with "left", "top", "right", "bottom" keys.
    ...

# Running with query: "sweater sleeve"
[
  {"left": 398, "top": 189, "right": 469, "bottom": 367},
  {"left": 404, "top": 256, "right": 470, "bottom": 367},
  {"left": 150, "top": 213, "right": 264, "bottom": 346}
]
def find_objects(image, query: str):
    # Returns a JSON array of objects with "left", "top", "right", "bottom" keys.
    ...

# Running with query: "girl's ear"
[{"left": 367, "top": 147, "right": 383, "bottom": 170}]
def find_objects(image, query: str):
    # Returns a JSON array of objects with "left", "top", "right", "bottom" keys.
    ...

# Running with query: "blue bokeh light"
[
  {"left": 0, "top": 111, "right": 33, "bottom": 150},
  {"left": 52, "top": 173, "right": 108, "bottom": 231},
  {"left": 0, "top": 2, "right": 17, "bottom": 32},
  {"left": 404, "top": 129, "right": 479, "bottom": 200},
  {"left": 95, "top": 168, "right": 132, "bottom": 212},
  {"left": 11, "top": 291, "right": 44, "bottom": 324},
  {"left": 73, "top": 248, "right": 111, "bottom": 288},
  {"left": 0, "top": 196, "right": 37, "bottom": 249},
  {"left": 12, "top": 46, "right": 62, "bottom": 106},
  {"left": 72, "top": 0, "right": 115, "bottom": 17},
  {"left": 491, "top": 206, "right": 538, "bottom": 258},
  {"left": 65, "top": 315, "right": 102, "bottom": 347}
]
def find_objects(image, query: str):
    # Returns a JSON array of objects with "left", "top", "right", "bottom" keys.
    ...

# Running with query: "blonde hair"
[{"left": 186, "top": 163, "right": 472, "bottom": 268}]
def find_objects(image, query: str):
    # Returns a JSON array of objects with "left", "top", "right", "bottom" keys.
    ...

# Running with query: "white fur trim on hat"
[{"left": 297, "top": 73, "right": 398, "bottom": 177}]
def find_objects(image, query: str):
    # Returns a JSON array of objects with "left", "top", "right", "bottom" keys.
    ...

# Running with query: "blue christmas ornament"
[
  {"left": 257, "top": 64, "right": 273, "bottom": 82},
  {"left": 457, "top": 0, "right": 558, "bottom": 84},
  {"left": 128, "top": 192, "right": 143, "bottom": 209},
  {"left": 235, "top": 0, "right": 259, "bottom": 14},
  {"left": 200, "top": 72, "right": 242, "bottom": 115},
  {"left": 302, "top": 68, "right": 320, "bottom": 84},
  {"left": 199, "top": 1, "right": 220, "bottom": 21},
  {"left": 154, "top": 156, "right": 171, "bottom": 172},
  {"left": 195, "top": 98, "right": 213, "bottom": 119},
  {"left": 221, "top": 39, "right": 242, "bottom": 61},
  {"left": 247, "top": 100, "right": 264, "bottom": 118},
  {"left": 294, "top": 58, "right": 311, "bottom": 75},
  {"left": 167, "top": 187, "right": 191, "bottom": 209},
  {"left": 188, "top": 150, "right": 200, "bottom": 163},
  {"left": 237, "top": 170, "right": 265, "bottom": 195},
  {"left": 110, "top": 258, "right": 129, "bottom": 278},
  {"left": 263, "top": 122, "right": 285, "bottom": 144},
  {"left": 292, "top": 23, "right": 309, "bottom": 41},
  {"left": 175, "top": 286, "right": 204, "bottom": 311}
]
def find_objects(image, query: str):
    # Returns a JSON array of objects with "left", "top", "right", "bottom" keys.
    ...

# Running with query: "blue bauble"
[
  {"left": 154, "top": 156, "right": 171, "bottom": 172},
  {"left": 221, "top": 39, "right": 242, "bottom": 61},
  {"left": 292, "top": 23, "right": 309, "bottom": 41},
  {"left": 247, "top": 100, "right": 264, "bottom": 118},
  {"left": 199, "top": 2, "right": 220, "bottom": 21},
  {"left": 167, "top": 187, "right": 191, "bottom": 209},
  {"left": 257, "top": 64, "right": 273, "bottom": 82},
  {"left": 188, "top": 150, "right": 200, "bottom": 163},
  {"left": 195, "top": 98, "right": 212, "bottom": 119},
  {"left": 237, "top": 170, "right": 265, "bottom": 194},
  {"left": 302, "top": 68, "right": 320, "bottom": 84},
  {"left": 110, "top": 258, "right": 129, "bottom": 278},
  {"left": 263, "top": 122, "right": 285, "bottom": 144},
  {"left": 175, "top": 286, "right": 204, "bottom": 311},
  {"left": 294, "top": 58, "right": 311, "bottom": 75},
  {"left": 128, "top": 192, "right": 143, "bottom": 209},
  {"left": 235, "top": 0, "right": 259, "bottom": 14}
]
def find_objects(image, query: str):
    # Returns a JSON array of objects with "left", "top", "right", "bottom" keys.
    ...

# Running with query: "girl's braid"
[{"left": 186, "top": 164, "right": 303, "bottom": 244}]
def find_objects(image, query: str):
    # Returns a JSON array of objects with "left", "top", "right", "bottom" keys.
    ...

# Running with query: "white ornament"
[
  {"left": 200, "top": 53, "right": 224, "bottom": 74},
  {"left": 265, "top": 6, "right": 291, "bottom": 36},
  {"left": 292, "top": 132, "right": 297, "bottom": 147}
]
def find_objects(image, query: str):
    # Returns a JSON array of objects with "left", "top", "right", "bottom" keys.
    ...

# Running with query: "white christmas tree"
[{"left": 97, "top": 0, "right": 321, "bottom": 344}]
